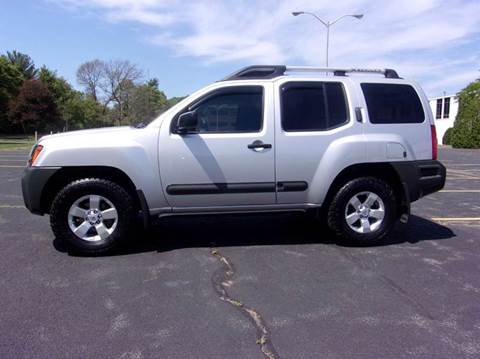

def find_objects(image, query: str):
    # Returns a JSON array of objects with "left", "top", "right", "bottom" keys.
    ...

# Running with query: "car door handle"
[{"left": 247, "top": 140, "right": 272, "bottom": 150}]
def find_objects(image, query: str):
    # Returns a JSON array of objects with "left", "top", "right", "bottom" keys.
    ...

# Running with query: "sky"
[{"left": 1, "top": 0, "right": 479, "bottom": 98}]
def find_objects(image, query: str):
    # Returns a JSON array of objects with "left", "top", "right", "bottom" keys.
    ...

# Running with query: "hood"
[{"left": 39, "top": 126, "right": 133, "bottom": 141}]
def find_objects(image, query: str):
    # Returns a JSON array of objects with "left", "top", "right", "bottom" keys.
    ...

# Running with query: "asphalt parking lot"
[{"left": 1, "top": 147, "right": 479, "bottom": 359}]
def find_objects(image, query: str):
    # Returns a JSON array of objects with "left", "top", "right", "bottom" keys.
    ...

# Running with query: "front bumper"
[
  {"left": 22, "top": 167, "right": 60, "bottom": 215},
  {"left": 391, "top": 160, "right": 446, "bottom": 203}
]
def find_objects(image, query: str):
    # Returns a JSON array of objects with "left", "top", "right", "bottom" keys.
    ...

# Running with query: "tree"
[
  {"left": 6, "top": 50, "right": 38, "bottom": 79},
  {"left": 39, "top": 66, "right": 77, "bottom": 130},
  {"left": 167, "top": 96, "right": 186, "bottom": 109},
  {"left": 451, "top": 79, "right": 480, "bottom": 148},
  {"left": 39, "top": 67, "right": 75, "bottom": 105},
  {"left": 8, "top": 80, "right": 61, "bottom": 133},
  {"left": 39, "top": 66, "right": 105, "bottom": 130},
  {"left": 2, "top": 53, "right": 188, "bottom": 132},
  {"left": 76, "top": 59, "right": 103, "bottom": 102},
  {"left": 99, "top": 60, "right": 143, "bottom": 124},
  {"left": 124, "top": 78, "right": 168, "bottom": 124},
  {"left": 0, "top": 57, "right": 24, "bottom": 133},
  {"left": 63, "top": 92, "right": 104, "bottom": 130}
]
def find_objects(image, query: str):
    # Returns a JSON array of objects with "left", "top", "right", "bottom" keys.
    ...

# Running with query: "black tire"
[
  {"left": 50, "top": 178, "right": 135, "bottom": 255},
  {"left": 327, "top": 177, "right": 396, "bottom": 246}
]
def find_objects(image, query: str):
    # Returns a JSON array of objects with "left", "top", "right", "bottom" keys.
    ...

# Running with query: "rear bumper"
[
  {"left": 391, "top": 160, "right": 446, "bottom": 203},
  {"left": 22, "top": 167, "right": 60, "bottom": 215}
]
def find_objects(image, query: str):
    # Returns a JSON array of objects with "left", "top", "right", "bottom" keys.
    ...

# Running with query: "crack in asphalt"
[
  {"left": 337, "top": 248, "right": 435, "bottom": 320},
  {"left": 210, "top": 248, "right": 279, "bottom": 359}
]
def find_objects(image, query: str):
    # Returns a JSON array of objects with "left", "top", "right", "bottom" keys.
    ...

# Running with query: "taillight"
[
  {"left": 29, "top": 145, "right": 43, "bottom": 166},
  {"left": 431, "top": 125, "right": 438, "bottom": 160}
]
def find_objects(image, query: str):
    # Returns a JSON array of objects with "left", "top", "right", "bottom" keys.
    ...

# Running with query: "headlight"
[{"left": 29, "top": 144, "right": 43, "bottom": 166}]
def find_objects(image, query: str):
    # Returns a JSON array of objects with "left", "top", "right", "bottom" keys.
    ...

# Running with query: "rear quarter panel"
[{"left": 354, "top": 78, "right": 433, "bottom": 161}]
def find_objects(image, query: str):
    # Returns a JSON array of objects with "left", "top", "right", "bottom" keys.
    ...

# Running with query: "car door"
[
  {"left": 274, "top": 78, "right": 363, "bottom": 205},
  {"left": 158, "top": 83, "right": 276, "bottom": 209}
]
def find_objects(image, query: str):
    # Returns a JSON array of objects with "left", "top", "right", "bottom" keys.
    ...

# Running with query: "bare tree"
[
  {"left": 76, "top": 59, "right": 103, "bottom": 102},
  {"left": 99, "top": 60, "right": 143, "bottom": 124}
]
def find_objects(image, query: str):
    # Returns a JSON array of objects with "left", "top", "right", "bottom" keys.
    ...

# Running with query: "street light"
[{"left": 292, "top": 11, "right": 363, "bottom": 67}]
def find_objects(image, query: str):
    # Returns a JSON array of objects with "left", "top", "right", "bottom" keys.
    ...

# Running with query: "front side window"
[
  {"left": 361, "top": 83, "right": 425, "bottom": 124},
  {"left": 190, "top": 86, "right": 263, "bottom": 133},
  {"left": 281, "top": 82, "right": 349, "bottom": 131}
]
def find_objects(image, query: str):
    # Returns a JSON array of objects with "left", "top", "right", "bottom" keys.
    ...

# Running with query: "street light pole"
[
  {"left": 326, "top": 25, "right": 330, "bottom": 67},
  {"left": 292, "top": 12, "right": 363, "bottom": 67}
]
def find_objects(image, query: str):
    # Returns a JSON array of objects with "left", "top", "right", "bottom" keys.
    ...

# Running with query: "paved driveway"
[{"left": 0, "top": 147, "right": 479, "bottom": 358}]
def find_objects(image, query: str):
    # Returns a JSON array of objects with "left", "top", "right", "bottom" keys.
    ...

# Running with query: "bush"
[
  {"left": 442, "top": 127, "right": 453, "bottom": 145},
  {"left": 450, "top": 80, "right": 480, "bottom": 148}
]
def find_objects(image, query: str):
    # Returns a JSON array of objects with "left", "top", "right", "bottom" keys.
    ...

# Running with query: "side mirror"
[{"left": 175, "top": 110, "right": 198, "bottom": 135}]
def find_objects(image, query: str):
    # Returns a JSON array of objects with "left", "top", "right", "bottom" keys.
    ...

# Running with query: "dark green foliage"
[
  {"left": 167, "top": 96, "right": 187, "bottom": 108},
  {"left": 0, "top": 57, "right": 24, "bottom": 133},
  {"left": 38, "top": 67, "right": 75, "bottom": 105},
  {"left": 442, "top": 127, "right": 453, "bottom": 146},
  {"left": 451, "top": 80, "right": 480, "bottom": 148},
  {"left": 62, "top": 93, "right": 105, "bottom": 130},
  {"left": 6, "top": 50, "right": 38, "bottom": 79},
  {"left": 8, "top": 80, "right": 61, "bottom": 133},
  {"left": 0, "top": 51, "right": 186, "bottom": 134},
  {"left": 38, "top": 66, "right": 102, "bottom": 130},
  {"left": 126, "top": 78, "right": 169, "bottom": 124}
]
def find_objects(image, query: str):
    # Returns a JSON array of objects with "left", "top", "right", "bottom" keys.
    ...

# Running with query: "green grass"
[{"left": 0, "top": 137, "right": 35, "bottom": 151}]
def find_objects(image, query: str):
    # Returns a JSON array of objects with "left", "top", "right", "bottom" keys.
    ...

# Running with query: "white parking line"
[
  {"left": 447, "top": 176, "right": 480, "bottom": 180},
  {"left": 432, "top": 217, "right": 480, "bottom": 222},
  {"left": 447, "top": 169, "right": 480, "bottom": 178},
  {"left": 0, "top": 204, "right": 25, "bottom": 209},
  {"left": 440, "top": 190, "right": 480, "bottom": 193}
]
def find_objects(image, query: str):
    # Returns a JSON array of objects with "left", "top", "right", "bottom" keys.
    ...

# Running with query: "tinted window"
[
  {"left": 281, "top": 82, "right": 349, "bottom": 131},
  {"left": 436, "top": 99, "right": 442, "bottom": 119},
  {"left": 361, "top": 83, "right": 425, "bottom": 124},
  {"left": 443, "top": 97, "right": 450, "bottom": 118},
  {"left": 191, "top": 87, "right": 263, "bottom": 133}
]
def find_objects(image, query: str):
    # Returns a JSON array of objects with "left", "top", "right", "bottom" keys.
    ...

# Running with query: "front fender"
[{"left": 33, "top": 127, "right": 168, "bottom": 211}]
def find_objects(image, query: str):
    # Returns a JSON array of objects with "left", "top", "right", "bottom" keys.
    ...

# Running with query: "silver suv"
[{"left": 22, "top": 65, "right": 446, "bottom": 254}]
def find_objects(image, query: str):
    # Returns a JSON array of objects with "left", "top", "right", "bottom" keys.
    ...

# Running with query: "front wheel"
[
  {"left": 50, "top": 178, "right": 135, "bottom": 255},
  {"left": 327, "top": 177, "right": 397, "bottom": 245}
]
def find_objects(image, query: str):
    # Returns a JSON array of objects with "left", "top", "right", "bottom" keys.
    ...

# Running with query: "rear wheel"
[
  {"left": 327, "top": 177, "right": 396, "bottom": 245},
  {"left": 50, "top": 178, "right": 135, "bottom": 255}
]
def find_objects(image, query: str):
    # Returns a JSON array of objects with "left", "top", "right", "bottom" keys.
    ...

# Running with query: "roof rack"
[
  {"left": 220, "top": 65, "right": 287, "bottom": 81},
  {"left": 221, "top": 65, "right": 400, "bottom": 81}
]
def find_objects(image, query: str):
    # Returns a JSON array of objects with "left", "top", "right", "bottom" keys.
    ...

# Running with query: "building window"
[
  {"left": 436, "top": 99, "right": 442, "bottom": 119},
  {"left": 443, "top": 97, "right": 450, "bottom": 119}
]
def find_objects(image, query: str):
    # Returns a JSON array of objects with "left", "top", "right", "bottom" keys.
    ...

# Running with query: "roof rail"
[
  {"left": 221, "top": 65, "right": 287, "bottom": 81},
  {"left": 286, "top": 66, "right": 400, "bottom": 79},
  {"left": 220, "top": 65, "right": 400, "bottom": 81}
]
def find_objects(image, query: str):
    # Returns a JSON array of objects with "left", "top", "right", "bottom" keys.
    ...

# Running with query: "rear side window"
[
  {"left": 361, "top": 83, "right": 425, "bottom": 124},
  {"left": 281, "top": 82, "right": 349, "bottom": 131}
]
